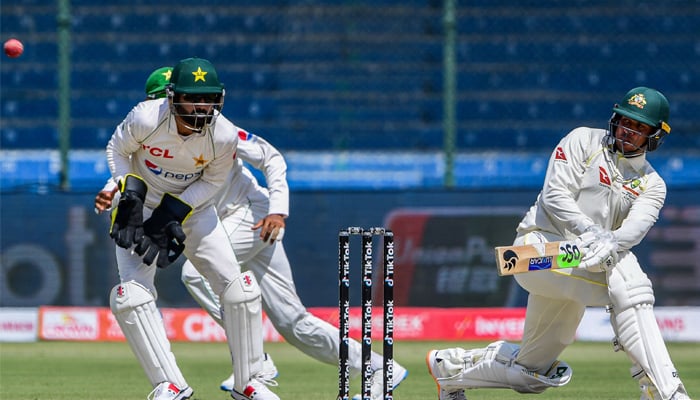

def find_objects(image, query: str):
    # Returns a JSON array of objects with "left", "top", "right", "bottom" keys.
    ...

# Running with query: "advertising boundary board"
[{"left": 3, "top": 306, "right": 698, "bottom": 343}]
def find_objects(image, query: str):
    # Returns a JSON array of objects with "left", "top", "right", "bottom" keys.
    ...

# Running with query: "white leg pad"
[
  {"left": 220, "top": 271, "right": 264, "bottom": 392},
  {"left": 432, "top": 341, "right": 572, "bottom": 393},
  {"left": 608, "top": 264, "right": 687, "bottom": 400},
  {"left": 181, "top": 261, "right": 223, "bottom": 326},
  {"left": 110, "top": 281, "right": 187, "bottom": 388}
]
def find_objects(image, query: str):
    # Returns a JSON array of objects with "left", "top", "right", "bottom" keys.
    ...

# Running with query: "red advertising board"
[
  {"left": 30, "top": 306, "right": 700, "bottom": 343},
  {"left": 38, "top": 306, "right": 525, "bottom": 342}
]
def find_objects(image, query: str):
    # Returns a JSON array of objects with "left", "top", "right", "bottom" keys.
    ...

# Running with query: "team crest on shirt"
[
  {"left": 622, "top": 178, "right": 643, "bottom": 198},
  {"left": 193, "top": 154, "right": 208, "bottom": 168}
]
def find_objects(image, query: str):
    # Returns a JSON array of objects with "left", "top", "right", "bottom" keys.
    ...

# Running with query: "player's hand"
[
  {"left": 576, "top": 225, "right": 618, "bottom": 272},
  {"left": 94, "top": 186, "right": 118, "bottom": 214},
  {"left": 135, "top": 193, "right": 192, "bottom": 268},
  {"left": 109, "top": 174, "right": 147, "bottom": 249},
  {"left": 252, "top": 214, "right": 285, "bottom": 244}
]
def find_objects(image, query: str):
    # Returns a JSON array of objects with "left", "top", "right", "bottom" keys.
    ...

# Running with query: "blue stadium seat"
[
  {"left": 71, "top": 98, "right": 134, "bottom": 119},
  {"left": 71, "top": 14, "right": 117, "bottom": 32},
  {"left": 1, "top": 10, "right": 57, "bottom": 33},
  {"left": 0, "top": 125, "right": 59, "bottom": 149},
  {"left": 2, "top": 98, "right": 58, "bottom": 118},
  {"left": 2, "top": 0, "right": 696, "bottom": 156},
  {"left": 1, "top": 69, "right": 58, "bottom": 90},
  {"left": 71, "top": 126, "right": 114, "bottom": 149}
]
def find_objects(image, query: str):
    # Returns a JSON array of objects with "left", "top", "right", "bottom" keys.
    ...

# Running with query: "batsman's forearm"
[
  {"left": 540, "top": 190, "right": 594, "bottom": 236},
  {"left": 614, "top": 191, "right": 664, "bottom": 250}
]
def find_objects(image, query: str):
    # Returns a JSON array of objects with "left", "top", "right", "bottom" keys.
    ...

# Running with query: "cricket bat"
[{"left": 494, "top": 241, "right": 583, "bottom": 276}]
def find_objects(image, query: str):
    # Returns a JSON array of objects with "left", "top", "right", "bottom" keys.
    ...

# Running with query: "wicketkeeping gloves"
[
  {"left": 109, "top": 174, "right": 147, "bottom": 249},
  {"left": 576, "top": 225, "right": 619, "bottom": 272},
  {"left": 135, "top": 193, "right": 193, "bottom": 268}
]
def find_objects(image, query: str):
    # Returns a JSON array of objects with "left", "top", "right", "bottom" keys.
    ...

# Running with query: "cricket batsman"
[{"left": 426, "top": 87, "right": 691, "bottom": 400}]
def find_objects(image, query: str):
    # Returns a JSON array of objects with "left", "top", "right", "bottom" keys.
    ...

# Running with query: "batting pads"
[
  {"left": 110, "top": 281, "right": 187, "bottom": 389},
  {"left": 607, "top": 261, "right": 688, "bottom": 400},
  {"left": 220, "top": 271, "right": 264, "bottom": 392},
  {"left": 429, "top": 341, "right": 572, "bottom": 393}
]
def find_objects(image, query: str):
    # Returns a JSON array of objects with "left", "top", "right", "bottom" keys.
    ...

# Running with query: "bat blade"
[{"left": 494, "top": 241, "right": 583, "bottom": 276}]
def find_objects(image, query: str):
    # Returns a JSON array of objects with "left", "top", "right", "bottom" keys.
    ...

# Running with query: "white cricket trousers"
[
  {"left": 512, "top": 230, "right": 609, "bottom": 373},
  {"left": 116, "top": 204, "right": 242, "bottom": 298},
  {"left": 182, "top": 199, "right": 349, "bottom": 367}
]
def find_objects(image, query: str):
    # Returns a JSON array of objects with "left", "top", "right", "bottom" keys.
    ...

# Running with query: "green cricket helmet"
[
  {"left": 145, "top": 67, "right": 173, "bottom": 99},
  {"left": 169, "top": 57, "right": 224, "bottom": 94},
  {"left": 167, "top": 57, "right": 225, "bottom": 132},
  {"left": 608, "top": 87, "right": 671, "bottom": 155}
]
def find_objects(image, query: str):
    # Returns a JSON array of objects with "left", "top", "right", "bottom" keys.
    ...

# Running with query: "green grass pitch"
[{"left": 1, "top": 340, "right": 698, "bottom": 399}]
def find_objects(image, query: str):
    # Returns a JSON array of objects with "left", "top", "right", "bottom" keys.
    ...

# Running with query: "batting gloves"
[
  {"left": 135, "top": 193, "right": 193, "bottom": 268},
  {"left": 576, "top": 224, "right": 619, "bottom": 272},
  {"left": 109, "top": 174, "right": 147, "bottom": 249}
]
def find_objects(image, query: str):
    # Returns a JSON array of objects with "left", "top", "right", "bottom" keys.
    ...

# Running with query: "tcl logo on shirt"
[{"left": 142, "top": 145, "right": 174, "bottom": 158}]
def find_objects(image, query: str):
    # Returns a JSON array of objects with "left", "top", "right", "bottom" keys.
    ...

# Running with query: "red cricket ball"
[{"left": 4, "top": 38, "right": 24, "bottom": 58}]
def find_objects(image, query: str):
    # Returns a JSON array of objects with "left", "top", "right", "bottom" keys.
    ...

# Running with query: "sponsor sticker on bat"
[
  {"left": 528, "top": 256, "right": 552, "bottom": 271},
  {"left": 556, "top": 242, "right": 582, "bottom": 267}
]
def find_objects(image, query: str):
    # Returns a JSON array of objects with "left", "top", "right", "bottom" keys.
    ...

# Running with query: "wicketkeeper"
[
  {"left": 105, "top": 57, "right": 279, "bottom": 400},
  {"left": 426, "top": 87, "right": 691, "bottom": 400}
]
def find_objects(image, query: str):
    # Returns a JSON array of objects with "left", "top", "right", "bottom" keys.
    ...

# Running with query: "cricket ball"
[{"left": 4, "top": 38, "right": 24, "bottom": 58}]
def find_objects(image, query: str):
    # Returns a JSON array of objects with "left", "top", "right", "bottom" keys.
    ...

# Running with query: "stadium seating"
[{"left": 0, "top": 1, "right": 698, "bottom": 190}]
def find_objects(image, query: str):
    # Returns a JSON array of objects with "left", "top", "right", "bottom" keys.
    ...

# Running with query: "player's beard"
[
  {"left": 180, "top": 112, "right": 213, "bottom": 132},
  {"left": 173, "top": 105, "right": 216, "bottom": 133}
]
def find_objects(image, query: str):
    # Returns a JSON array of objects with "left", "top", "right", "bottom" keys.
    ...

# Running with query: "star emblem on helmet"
[
  {"left": 193, "top": 154, "right": 208, "bottom": 167},
  {"left": 192, "top": 67, "right": 207, "bottom": 82},
  {"left": 627, "top": 93, "right": 647, "bottom": 109},
  {"left": 163, "top": 69, "right": 172, "bottom": 81}
]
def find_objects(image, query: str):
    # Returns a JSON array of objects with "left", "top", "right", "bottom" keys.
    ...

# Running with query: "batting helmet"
[
  {"left": 145, "top": 67, "right": 173, "bottom": 99},
  {"left": 611, "top": 87, "right": 671, "bottom": 152},
  {"left": 169, "top": 57, "right": 224, "bottom": 94}
]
